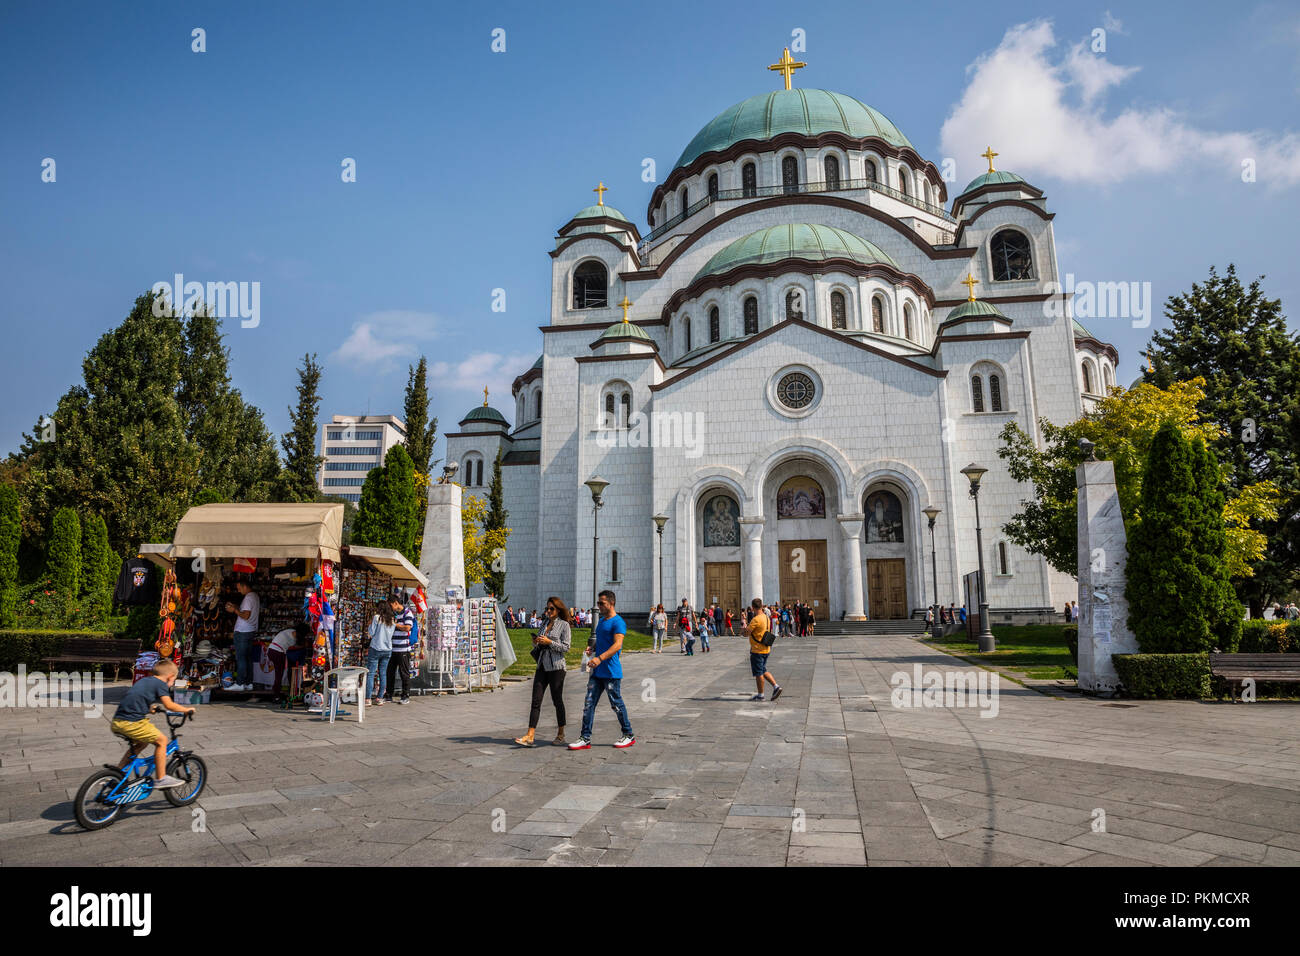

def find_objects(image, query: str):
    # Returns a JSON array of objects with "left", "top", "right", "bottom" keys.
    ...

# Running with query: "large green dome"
[
  {"left": 674, "top": 89, "right": 914, "bottom": 171},
  {"left": 958, "top": 169, "right": 1025, "bottom": 196},
  {"left": 694, "top": 224, "right": 897, "bottom": 282},
  {"left": 460, "top": 405, "right": 509, "bottom": 427}
]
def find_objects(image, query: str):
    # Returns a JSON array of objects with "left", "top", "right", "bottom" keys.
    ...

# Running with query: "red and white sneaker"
[
  {"left": 613, "top": 735, "right": 635, "bottom": 749},
  {"left": 567, "top": 737, "right": 592, "bottom": 750}
]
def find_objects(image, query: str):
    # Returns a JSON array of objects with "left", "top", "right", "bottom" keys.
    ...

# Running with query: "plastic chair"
[{"left": 323, "top": 667, "right": 368, "bottom": 724}]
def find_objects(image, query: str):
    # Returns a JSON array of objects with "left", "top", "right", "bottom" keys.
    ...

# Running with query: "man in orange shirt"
[{"left": 744, "top": 597, "right": 783, "bottom": 702}]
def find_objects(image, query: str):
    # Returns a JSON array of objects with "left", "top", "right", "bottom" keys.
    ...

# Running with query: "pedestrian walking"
[
  {"left": 651, "top": 604, "right": 667, "bottom": 652},
  {"left": 514, "top": 597, "right": 572, "bottom": 747},
  {"left": 725, "top": 608, "right": 735, "bottom": 635},
  {"left": 744, "top": 598, "right": 782, "bottom": 702},
  {"left": 568, "top": 590, "right": 635, "bottom": 750},
  {"left": 699, "top": 612, "right": 711, "bottom": 653}
]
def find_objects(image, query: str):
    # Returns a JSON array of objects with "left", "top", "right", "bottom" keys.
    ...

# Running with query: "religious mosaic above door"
[
  {"left": 865, "top": 489, "right": 905, "bottom": 542},
  {"left": 777, "top": 477, "right": 826, "bottom": 518},
  {"left": 702, "top": 494, "right": 740, "bottom": 546}
]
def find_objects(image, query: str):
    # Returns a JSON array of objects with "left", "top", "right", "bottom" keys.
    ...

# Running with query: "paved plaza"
[{"left": 2, "top": 634, "right": 1299, "bottom": 866}]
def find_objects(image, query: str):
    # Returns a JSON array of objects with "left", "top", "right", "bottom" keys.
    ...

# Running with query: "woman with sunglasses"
[{"left": 514, "top": 596, "right": 572, "bottom": 747}]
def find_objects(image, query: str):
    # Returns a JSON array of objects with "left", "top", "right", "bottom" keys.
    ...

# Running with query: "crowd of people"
[
  {"left": 504, "top": 605, "right": 593, "bottom": 629},
  {"left": 924, "top": 603, "right": 968, "bottom": 626}
]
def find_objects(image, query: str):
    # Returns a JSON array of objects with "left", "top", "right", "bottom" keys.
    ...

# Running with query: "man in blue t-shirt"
[{"left": 569, "top": 590, "right": 635, "bottom": 750}]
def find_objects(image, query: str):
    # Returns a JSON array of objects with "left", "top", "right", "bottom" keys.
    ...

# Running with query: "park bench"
[
  {"left": 43, "top": 638, "right": 141, "bottom": 681},
  {"left": 1210, "top": 653, "right": 1300, "bottom": 702}
]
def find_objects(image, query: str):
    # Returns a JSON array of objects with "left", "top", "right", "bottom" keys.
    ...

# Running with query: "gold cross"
[
  {"left": 618, "top": 295, "right": 632, "bottom": 323},
  {"left": 767, "top": 48, "right": 806, "bottom": 90},
  {"left": 593, "top": 181, "right": 607, "bottom": 206},
  {"left": 981, "top": 146, "right": 998, "bottom": 174},
  {"left": 483, "top": 386, "right": 489, "bottom": 407},
  {"left": 961, "top": 273, "right": 979, "bottom": 302}
]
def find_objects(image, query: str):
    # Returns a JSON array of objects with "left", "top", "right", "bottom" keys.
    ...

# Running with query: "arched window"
[
  {"left": 534, "top": 390, "right": 542, "bottom": 420},
  {"left": 573, "top": 261, "right": 608, "bottom": 309},
  {"left": 998, "top": 541, "right": 1010, "bottom": 575},
  {"left": 709, "top": 306, "right": 720, "bottom": 343},
  {"left": 620, "top": 393, "right": 631, "bottom": 427},
  {"left": 742, "top": 162, "right": 757, "bottom": 198},
  {"left": 830, "top": 291, "right": 847, "bottom": 330},
  {"left": 989, "top": 374, "right": 1002, "bottom": 411},
  {"left": 782, "top": 156, "right": 799, "bottom": 195},
  {"left": 903, "top": 303, "right": 914, "bottom": 341},
  {"left": 743, "top": 296, "right": 758, "bottom": 335},
  {"left": 610, "top": 549, "right": 620, "bottom": 582},
  {"left": 463, "top": 455, "right": 484, "bottom": 487},
  {"left": 871, "top": 296, "right": 885, "bottom": 333},
  {"left": 1082, "top": 361, "right": 1094, "bottom": 395},
  {"left": 707, "top": 173, "right": 719, "bottom": 199},
  {"left": 785, "top": 289, "right": 804, "bottom": 321},
  {"left": 684, "top": 316, "right": 692, "bottom": 352},
  {"left": 971, "top": 375, "right": 985, "bottom": 413},
  {"left": 679, "top": 187, "right": 689, "bottom": 217},
  {"left": 824, "top": 155, "right": 840, "bottom": 190},
  {"left": 1102, "top": 364, "right": 1113, "bottom": 391},
  {"left": 604, "top": 393, "right": 615, "bottom": 428},
  {"left": 991, "top": 230, "right": 1033, "bottom": 281},
  {"left": 897, "top": 166, "right": 909, "bottom": 196},
  {"left": 865, "top": 159, "right": 878, "bottom": 183}
]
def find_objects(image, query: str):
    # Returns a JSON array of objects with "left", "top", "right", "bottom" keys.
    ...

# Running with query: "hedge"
[
  {"left": 1230, "top": 619, "right": 1300, "bottom": 654},
  {"left": 1112, "top": 653, "right": 1210, "bottom": 699},
  {"left": 0, "top": 630, "right": 119, "bottom": 672}
]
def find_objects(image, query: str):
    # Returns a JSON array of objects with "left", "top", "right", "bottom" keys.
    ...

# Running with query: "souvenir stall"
[
  {"left": 141, "top": 503, "right": 428, "bottom": 709},
  {"left": 423, "top": 596, "right": 510, "bottom": 693}
]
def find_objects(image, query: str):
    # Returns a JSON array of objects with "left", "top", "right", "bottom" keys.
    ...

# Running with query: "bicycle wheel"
[
  {"left": 74, "top": 769, "right": 125, "bottom": 830},
  {"left": 163, "top": 754, "right": 207, "bottom": 806}
]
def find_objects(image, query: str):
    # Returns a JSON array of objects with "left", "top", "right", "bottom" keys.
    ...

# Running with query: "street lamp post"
[
  {"left": 584, "top": 477, "right": 609, "bottom": 646},
  {"left": 922, "top": 506, "right": 941, "bottom": 640},
  {"left": 652, "top": 514, "right": 668, "bottom": 612},
  {"left": 959, "top": 463, "right": 995, "bottom": 652}
]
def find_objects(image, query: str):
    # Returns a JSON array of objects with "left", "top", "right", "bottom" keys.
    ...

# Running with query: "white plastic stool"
[{"left": 324, "top": 667, "right": 369, "bottom": 724}]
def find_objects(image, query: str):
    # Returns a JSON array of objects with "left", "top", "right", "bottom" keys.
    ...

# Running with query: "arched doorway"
[
  {"left": 862, "top": 483, "right": 910, "bottom": 619},
  {"left": 760, "top": 456, "right": 841, "bottom": 618},
  {"left": 696, "top": 489, "right": 742, "bottom": 616}
]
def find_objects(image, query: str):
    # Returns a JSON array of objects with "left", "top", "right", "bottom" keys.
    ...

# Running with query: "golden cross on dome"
[
  {"left": 767, "top": 47, "right": 806, "bottom": 90},
  {"left": 961, "top": 273, "right": 979, "bottom": 302},
  {"left": 593, "top": 181, "right": 608, "bottom": 206},
  {"left": 618, "top": 295, "right": 632, "bottom": 323},
  {"left": 981, "top": 146, "right": 998, "bottom": 174},
  {"left": 483, "top": 386, "right": 489, "bottom": 407}
]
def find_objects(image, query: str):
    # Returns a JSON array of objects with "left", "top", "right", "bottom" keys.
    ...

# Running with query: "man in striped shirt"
[{"left": 386, "top": 595, "right": 415, "bottom": 704}]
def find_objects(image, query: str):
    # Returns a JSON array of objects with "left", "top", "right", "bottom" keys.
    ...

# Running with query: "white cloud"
[
  {"left": 331, "top": 310, "right": 439, "bottom": 367},
  {"left": 431, "top": 350, "right": 535, "bottom": 408},
  {"left": 939, "top": 20, "right": 1300, "bottom": 187},
  {"left": 1101, "top": 10, "right": 1127, "bottom": 36}
]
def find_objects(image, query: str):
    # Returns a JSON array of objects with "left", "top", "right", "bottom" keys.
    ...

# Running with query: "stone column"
[
  {"left": 740, "top": 517, "right": 765, "bottom": 605},
  {"left": 838, "top": 514, "right": 867, "bottom": 620},
  {"left": 1076, "top": 459, "right": 1138, "bottom": 694},
  {"left": 419, "top": 482, "right": 466, "bottom": 598}
]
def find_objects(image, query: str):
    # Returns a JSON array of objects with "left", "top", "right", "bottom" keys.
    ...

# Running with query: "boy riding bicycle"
[{"left": 109, "top": 659, "right": 195, "bottom": 788}]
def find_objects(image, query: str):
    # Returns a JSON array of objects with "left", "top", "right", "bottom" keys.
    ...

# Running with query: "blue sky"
[{"left": 2, "top": 0, "right": 1298, "bottom": 460}]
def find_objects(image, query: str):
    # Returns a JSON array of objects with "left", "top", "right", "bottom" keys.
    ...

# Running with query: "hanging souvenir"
[{"left": 321, "top": 560, "right": 335, "bottom": 595}]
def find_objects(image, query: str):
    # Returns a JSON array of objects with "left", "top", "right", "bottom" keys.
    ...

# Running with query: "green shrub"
[
  {"left": 1113, "top": 652, "right": 1210, "bottom": 699},
  {"left": 0, "top": 629, "right": 118, "bottom": 671},
  {"left": 47, "top": 508, "right": 82, "bottom": 602},
  {"left": 0, "top": 485, "right": 18, "bottom": 628},
  {"left": 79, "top": 514, "right": 118, "bottom": 618},
  {"left": 1234, "top": 619, "right": 1300, "bottom": 653}
]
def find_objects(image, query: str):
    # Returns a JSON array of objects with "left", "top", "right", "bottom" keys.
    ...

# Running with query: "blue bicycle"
[{"left": 74, "top": 711, "right": 207, "bottom": 830}]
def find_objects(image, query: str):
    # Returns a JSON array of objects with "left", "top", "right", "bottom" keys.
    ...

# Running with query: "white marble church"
[{"left": 447, "top": 52, "right": 1117, "bottom": 622}]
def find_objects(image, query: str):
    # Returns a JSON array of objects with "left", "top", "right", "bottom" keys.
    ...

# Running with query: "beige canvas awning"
[
  {"left": 139, "top": 542, "right": 175, "bottom": 569},
  {"left": 345, "top": 545, "right": 429, "bottom": 588},
  {"left": 170, "top": 503, "right": 344, "bottom": 562}
]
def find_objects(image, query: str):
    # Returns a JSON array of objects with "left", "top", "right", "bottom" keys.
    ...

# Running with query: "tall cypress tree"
[
  {"left": 278, "top": 353, "right": 325, "bottom": 502},
  {"left": 483, "top": 450, "right": 508, "bottom": 599},
  {"left": 48, "top": 507, "right": 82, "bottom": 601},
  {"left": 0, "top": 485, "right": 19, "bottom": 627},
  {"left": 79, "top": 513, "right": 119, "bottom": 619},
  {"left": 1188, "top": 437, "right": 1243, "bottom": 649},
  {"left": 403, "top": 357, "right": 437, "bottom": 476},
  {"left": 1145, "top": 264, "right": 1300, "bottom": 611}
]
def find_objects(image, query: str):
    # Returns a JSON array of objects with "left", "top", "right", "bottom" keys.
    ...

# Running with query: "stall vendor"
[
  {"left": 225, "top": 580, "right": 261, "bottom": 692},
  {"left": 267, "top": 621, "right": 312, "bottom": 700}
]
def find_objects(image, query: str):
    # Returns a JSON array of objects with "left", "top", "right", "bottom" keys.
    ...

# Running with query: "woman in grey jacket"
[{"left": 514, "top": 596, "right": 573, "bottom": 746}]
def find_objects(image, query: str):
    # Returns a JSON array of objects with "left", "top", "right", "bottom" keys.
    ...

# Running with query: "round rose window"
[{"left": 777, "top": 371, "right": 816, "bottom": 410}]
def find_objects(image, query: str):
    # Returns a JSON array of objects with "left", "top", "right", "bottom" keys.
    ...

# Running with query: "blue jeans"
[
  {"left": 366, "top": 648, "right": 391, "bottom": 700},
  {"left": 580, "top": 676, "right": 633, "bottom": 740},
  {"left": 233, "top": 632, "right": 254, "bottom": 685},
  {"left": 700, "top": 631, "right": 710, "bottom": 650}
]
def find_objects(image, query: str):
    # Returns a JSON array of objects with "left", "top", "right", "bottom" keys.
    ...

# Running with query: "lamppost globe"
[
  {"left": 959, "top": 463, "right": 987, "bottom": 490},
  {"left": 585, "top": 477, "right": 610, "bottom": 502},
  {"left": 652, "top": 514, "right": 668, "bottom": 532},
  {"left": 922, "top": 506, "right": 940, "bottom": 525}
]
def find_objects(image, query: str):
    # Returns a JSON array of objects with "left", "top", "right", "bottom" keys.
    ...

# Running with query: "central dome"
[
  {"left": 674, "top": 89, "right": 914, "bottom": 171},
  {"left": 694, "top": 224, "right": 897, "bottom": 282}
]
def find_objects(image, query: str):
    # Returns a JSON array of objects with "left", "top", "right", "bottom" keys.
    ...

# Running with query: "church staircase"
[{"left": 814, "top": 618, "right": 928, "bottom": 636}]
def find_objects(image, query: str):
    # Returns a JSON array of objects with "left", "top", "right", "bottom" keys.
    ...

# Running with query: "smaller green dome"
[
  {"left": 461, "top": 405, "right": 509, "bottom": 427},
  {"left": 694, "top": 224, "right": 896, "bottom": 282},
  {"left": 571, "top": 204, "right": 630, "bottom": 224},
  {"left": 944, "top": 299, "right": 1008, "bottom": 323},
  {"left": 958, "top": 169, "right": 1026, "bottom": 196},
  {"left": 1072, "top": 318, "right": 1092, "bottom": 337},
  {"left": 598, "top": 320, "right": 653, "bottom": 342}
]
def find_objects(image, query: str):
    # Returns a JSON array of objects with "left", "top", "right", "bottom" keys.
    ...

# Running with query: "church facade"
[{"left": 447, "top": 58, "right": 1117, "bottom": 623}]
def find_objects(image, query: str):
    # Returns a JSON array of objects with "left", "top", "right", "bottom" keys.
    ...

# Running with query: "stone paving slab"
[{"left": 2, "top": 634, "right": 1298, "bottom": 866}]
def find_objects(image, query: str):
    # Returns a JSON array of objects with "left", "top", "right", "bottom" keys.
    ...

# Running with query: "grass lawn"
[
  {"left": 924, "top": 623, "right": 1077, "bottom": 680},
  {"left": 503, "top": 627, "right": 657, "bottom": 678}
]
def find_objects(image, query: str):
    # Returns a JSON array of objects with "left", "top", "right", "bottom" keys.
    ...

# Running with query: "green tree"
[
  {"left": 1144, "top": 264, "right": 1300, "bottom": 612},
  {"left": 1188, "top": 437, "right": 1243, "bottom": 650},
  {"left": 79, "top": 513, "right": 119, "bottom": 619},
  {"left": 278, "top": 353, "right": 324, "bottom": 502},
  {"left": 482, "top": 450, "right": 510, "bottom": 599},
  {"left": 0, "top": 485, "right": 19, "bottom": 627},
  {"left": 351, "top": 445, "right": 420, "bottom": 562},
  {"left": 1126, "top": 422, "right": 1237, "bottom": 653},
  {"left": 403, "top": 357, "right": 437, "bottom": 476},
  {"left": 48, "top": 507, "right": 82, "bottom": 601}
]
